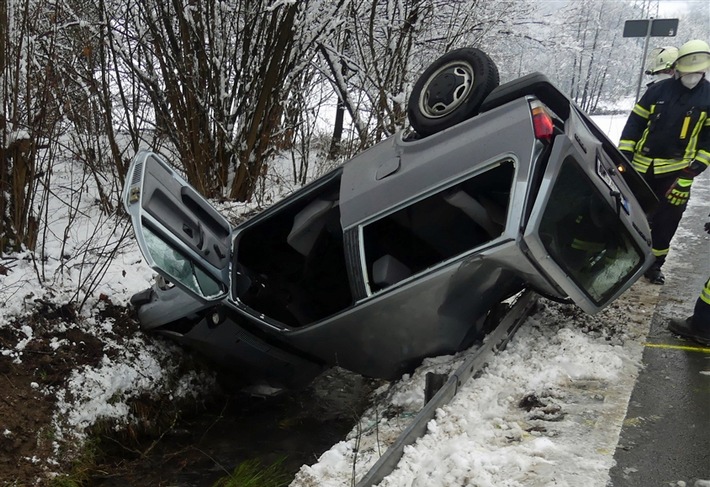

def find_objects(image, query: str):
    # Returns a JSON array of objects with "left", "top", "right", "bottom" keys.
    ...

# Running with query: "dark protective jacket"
[{"left": 618, "top": 77, "right": 710, "bottom": 176}]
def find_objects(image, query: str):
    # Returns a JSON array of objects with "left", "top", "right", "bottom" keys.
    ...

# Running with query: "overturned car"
[{"left": 123, "top": 49, "right": 656, "bottom": 390}]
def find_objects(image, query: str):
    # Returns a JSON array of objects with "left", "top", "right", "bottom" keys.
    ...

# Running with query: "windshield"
[{"left": 538, "top": 157, "right": 643, "bottom": 304}]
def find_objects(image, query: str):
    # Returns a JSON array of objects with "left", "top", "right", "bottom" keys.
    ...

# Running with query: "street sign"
[
  {"left": 650, "top": 18, "right": 678, "bottom": 37},
  {"left": 623, "top": 18, "right": 678, "bottom": 38},
  {"left": 623, "top": 20, "right": 649, "bottom": 37},
  {"left": 623, "top": 18, "right": 679, "bottom": 101}
]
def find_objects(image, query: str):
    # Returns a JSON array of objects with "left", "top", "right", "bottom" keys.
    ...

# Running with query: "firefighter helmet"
[
  {"left": 674, "top": 39, "right": 710, "bottom": 73},
  {"left": 645, "top": 46, "right": 678, "bottom": 75}
]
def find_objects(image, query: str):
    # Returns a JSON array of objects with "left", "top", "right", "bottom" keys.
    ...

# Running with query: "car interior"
[
  {"left": 234, "top": 175, "right": 353, "bottom": 328},
  {"left": 537, "top": 157, "right": 644, "bottom": 304},
  {"left": 233, "top": 160, "right": 515, "bottom": 327},
  {"left": 362, "top": 159, "right": 513, "bottom": 292}
]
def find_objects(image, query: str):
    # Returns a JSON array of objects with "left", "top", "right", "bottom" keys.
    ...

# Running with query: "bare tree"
[
  {"left": 315, "top": 0, "right": 538, "bottom": 160},
  {"left": 102, "top": 0, "right": 348, "bottom": 202},
  {"left": 0, "top": 0, "right": 8, "bottom": 251},
  {"left": 0, "top": 0, "right": 60, "bottom": 253}
]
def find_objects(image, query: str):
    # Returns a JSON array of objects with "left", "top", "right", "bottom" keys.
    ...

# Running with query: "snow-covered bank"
[
  {"left": 291, "top": 286, "right": 660, "bottom": 487},
  {"left": 1, "top": 113, "right": 708, "bottom": 485},
  {"left": 288, "top": 114, "right": 710, "bottom": 487}
]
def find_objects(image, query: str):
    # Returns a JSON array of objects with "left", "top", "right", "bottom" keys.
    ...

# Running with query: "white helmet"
[
  {"left": 674, "top": 39, "right": 710, "bottom": 73},
  {"left": 645, "top": 46, "right": 678, "bottom": 75}
]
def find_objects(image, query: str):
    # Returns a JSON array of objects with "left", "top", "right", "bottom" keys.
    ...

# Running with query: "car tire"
[{"left": 407, "top": 48, "right": 499, "bottom": 137}]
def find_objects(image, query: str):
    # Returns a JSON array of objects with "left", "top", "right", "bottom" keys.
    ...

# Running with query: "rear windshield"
[{"left": 538, "top": 158, "right": 644, "bottom": 304}]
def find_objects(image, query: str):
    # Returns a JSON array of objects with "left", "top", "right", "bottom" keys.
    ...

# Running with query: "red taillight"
[{"left": 531, "top": 103, "right": 555, "bottom": 141}]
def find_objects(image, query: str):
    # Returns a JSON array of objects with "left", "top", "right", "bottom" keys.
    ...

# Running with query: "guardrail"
[{"left": 356, "top": 290, "right": 538, "bottom": 487}]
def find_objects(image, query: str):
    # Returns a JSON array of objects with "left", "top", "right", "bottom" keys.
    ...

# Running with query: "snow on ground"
[
  {"left": 0, "top": 155, "right": 221, "bottom": 470},
  {"left": 289, "top": 114, "right": 710, "bottom": 487},
  {"left": 1, "top": 113, "right": 708, "bottom": 484},
  {"left": 291, "top": 290, "right": 656, "bottom": 487},
  {"left": 0, "top": 141, "right": 303, "bottom": 475}
]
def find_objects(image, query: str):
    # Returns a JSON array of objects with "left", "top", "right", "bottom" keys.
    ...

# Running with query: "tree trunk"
[
  {"left": 229, "top": 3, "right": 297, "bottom": 201},
  {"left": 329, "top": 101, "right": 346, "bottom": 160},
  {"left": 0, "top": 0, "right": 8, "bottom": 251}
]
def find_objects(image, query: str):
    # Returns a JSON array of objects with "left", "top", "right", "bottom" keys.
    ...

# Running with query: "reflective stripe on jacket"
[
  {"left": 618, "top": 77, "right": 710, "bottom": 176},
  {"left": 701, "top": 278, "right": 710, "bottom": 307}
]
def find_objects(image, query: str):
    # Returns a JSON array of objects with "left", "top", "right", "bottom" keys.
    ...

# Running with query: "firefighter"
[
  {"left": 645, "top": 45, "right": 678, "bottom": 84},
  {"left": 668, "top": 216, "right": 710, "bottom": 345},
  {"left": 618, "top": 39, "right": 710, "bottom": 284}
]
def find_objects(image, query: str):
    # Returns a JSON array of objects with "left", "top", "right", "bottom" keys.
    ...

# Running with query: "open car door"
[
  {"left": 522, "top": 114, "right": 653, "bottom": 314},
  {"left": 122, "top": 151, "right": 232, "bottom": 301}
]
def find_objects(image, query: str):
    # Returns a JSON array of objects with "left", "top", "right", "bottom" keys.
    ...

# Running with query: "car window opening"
[
  {"left": 363, "top": 160, "right": 515, "bottom": 292},
  {"left": 538, "top": 157, "right": 644, "bottom": 304},
  {"left": 142, "top": 224, "right": 224, "bottom": 298},
  {"left": 234, "top": 176, "right": 353, "bottom": 328}
]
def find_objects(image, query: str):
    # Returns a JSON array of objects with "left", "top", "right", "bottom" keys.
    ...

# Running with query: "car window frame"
[{"left": 356, "top": 158, "right": 518, "bottom": 297}]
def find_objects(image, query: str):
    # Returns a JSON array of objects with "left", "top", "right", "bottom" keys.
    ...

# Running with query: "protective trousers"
[{"left": 643, "top": 171, "right": 688, "bottom": 267}]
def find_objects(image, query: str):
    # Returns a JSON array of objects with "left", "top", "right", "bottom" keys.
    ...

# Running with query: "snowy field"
[{"left": 1, "top": 114, "right": 709, "bottom": 485}]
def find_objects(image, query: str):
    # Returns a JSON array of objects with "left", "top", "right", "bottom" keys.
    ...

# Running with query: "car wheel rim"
[{"left": 418, "top": 61, "right": 474, "bottom": 119}]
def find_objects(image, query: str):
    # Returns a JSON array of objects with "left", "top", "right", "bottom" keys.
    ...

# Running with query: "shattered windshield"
[{"left": 539, "top": 158, "right": 643, "bottom": 304}]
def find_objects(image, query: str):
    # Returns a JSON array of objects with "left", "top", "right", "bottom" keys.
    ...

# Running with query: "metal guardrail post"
[{"left": 355, "top": 290, "right": 538, "bottom": 487}]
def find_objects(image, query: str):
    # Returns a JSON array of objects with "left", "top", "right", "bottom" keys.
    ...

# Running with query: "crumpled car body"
[{"left": 123, "top": 72, "right": 656, "bottom": 389}]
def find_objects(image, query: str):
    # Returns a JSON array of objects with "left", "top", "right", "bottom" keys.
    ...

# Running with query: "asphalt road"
[{"left": 609, "top": 176, "right": 710, "bottom": 486}]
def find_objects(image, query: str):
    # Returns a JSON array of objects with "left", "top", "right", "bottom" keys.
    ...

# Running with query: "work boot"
[
  {"left": 644, "top": 264, "right": 665, "bottom": 285},
  {"left": 668, "top": 317, "right": 710, "bottom": 346}
]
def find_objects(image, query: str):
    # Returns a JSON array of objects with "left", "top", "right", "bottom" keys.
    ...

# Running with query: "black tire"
[{"left": 407, "top": 48, "right": 499, "bottom": 137}]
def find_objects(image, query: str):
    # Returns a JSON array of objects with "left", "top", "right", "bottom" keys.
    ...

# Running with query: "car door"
[
  {"left": 522, "top": 117, "right": 653, "bottom": 314},
  {"left": 122, "top": 151, "right": 232, "bottom": 301}
]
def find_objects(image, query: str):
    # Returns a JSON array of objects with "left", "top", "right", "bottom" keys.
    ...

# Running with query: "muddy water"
[{"left": 93, "top": 367, "right": 379, "bottom": 486}]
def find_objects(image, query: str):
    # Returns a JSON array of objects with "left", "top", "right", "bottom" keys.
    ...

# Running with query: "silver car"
[{"left": 123, "top": 49, "right": 656, "bottom": 389}]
